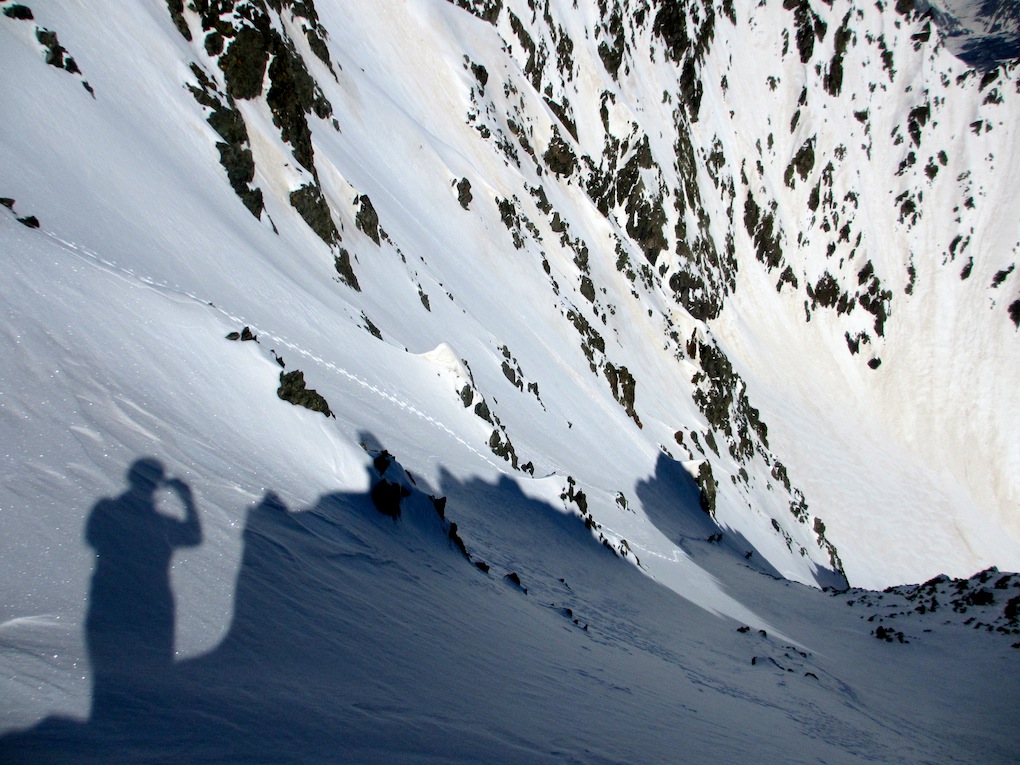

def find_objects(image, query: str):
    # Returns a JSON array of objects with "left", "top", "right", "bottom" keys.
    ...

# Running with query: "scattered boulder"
[
  {"left": 3, "top": 4, "right": 33, "bottom": 20},
  {"left": 456, "top": 177, "right": 473, "bottom": 209},
  {"left": 504, "top": 571, "right": 527, "bottom": 593},
  {"left": 220, "top": 25, "right": 269, "bottom": 100},
  {"left": 333, "top": 248, "right": 360, "bottom": 291},
  {"left": 36, "top": 28, "right": 69, "bottom": 69},
  {"left": 431, "top": 495, "right": 447, "bottom": 519},
  {"left": 277, "top": 369, "right": 333, "bottom": 417},
  {"left": 448, "top": 522, "right": 469, "bottom": 558},
  {"left": 874, "top": 625, "right": 908, "bottom": 643},
  {"left": 355, "top": 194, "right": 380, "bottom": 245},
  {"left": 290, "top": 183, "right": 340, "bottom": 247},
  {"left": 543, "top": 127, "right": 576, "bottom": 177},
  {"left": 695, "top": 461, "right": 717, "bottom": 517},
  {"left": 226, "top": 326, "right": 257, "bottom": 341},
  {"left": 373, "top": 450, "right": 394, "bottom": 475}
]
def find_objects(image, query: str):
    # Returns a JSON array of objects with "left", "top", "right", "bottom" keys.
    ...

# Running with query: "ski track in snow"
[
  {"left": 41, "top": 229, "right": 682, "bottom": 568},
  {"left": 45, "top": 231, "right": 479, "bottom": 447}
]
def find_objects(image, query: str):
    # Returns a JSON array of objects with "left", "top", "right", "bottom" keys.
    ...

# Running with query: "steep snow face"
[
  {"left": 1, "top": 0, "right": 856, "bottom": 599},
  {"left": 435, "top": 0, "right": 1020, "bottom": 585},
  {"left": 667, "top": 0, "right": 1020, "bottom": 586},
  {"left": 682, "top": 0, "right": 1020, "bottom": 587},
  {"left": 0, "top": 0, "right": 1019, "bottom": 754}
]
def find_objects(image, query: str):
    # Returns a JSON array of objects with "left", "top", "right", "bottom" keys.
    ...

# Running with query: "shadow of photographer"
[{"left": 84, "top": 458, "right": 202, "bottom": 720}]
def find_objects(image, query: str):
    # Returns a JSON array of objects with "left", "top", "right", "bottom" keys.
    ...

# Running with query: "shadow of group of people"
[{"left": 0, "top": 448, "right": 815, "bottom": 763}]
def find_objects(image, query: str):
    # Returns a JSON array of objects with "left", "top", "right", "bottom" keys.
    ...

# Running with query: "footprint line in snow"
[
  {"left": 43, "top": 229, "right": 515, "bottom": 470},
  {"left": 41, "top": 229, "right": 691, "bottom": 574}
]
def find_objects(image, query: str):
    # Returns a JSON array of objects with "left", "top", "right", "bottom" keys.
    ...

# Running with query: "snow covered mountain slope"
[{"left": 0, "top": 0, "right": 1018, "bottom": 760}]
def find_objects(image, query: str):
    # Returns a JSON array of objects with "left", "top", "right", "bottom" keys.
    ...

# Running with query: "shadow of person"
[
  {"left": 0, "top": 458, "right": 204, "bottom": 763},
  {"left": 636, "top": 452, "right": 796, "bottom": 582},
  {"left": 85, "top": 458, "right": 202, "bottom": 721}
]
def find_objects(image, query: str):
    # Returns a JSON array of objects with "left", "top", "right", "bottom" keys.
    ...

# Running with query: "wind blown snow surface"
[{"left": 1, "top": 0, "right": 1018, "bottom": 761}]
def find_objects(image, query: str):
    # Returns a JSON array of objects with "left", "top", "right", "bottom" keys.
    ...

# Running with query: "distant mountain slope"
[
  {"left": 925, "top": 0, "right": 1020, "bottom": 68},
  {"left": 1, "top": 0, "right": 1018, "bottom": 759},
  {"left": 420, "top": 0, "right": 1020, "bottom": 585}
]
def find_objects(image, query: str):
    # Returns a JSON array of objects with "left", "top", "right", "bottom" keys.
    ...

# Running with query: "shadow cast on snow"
[
  {"left": 635, "top": 452, "right": 784, "bottom": 581},
  {"left": 636, "top": 452, "right": 847, "bottom": 591},
  {"left": 1, "top": 444, "right": 804, "bottom": 763}
]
